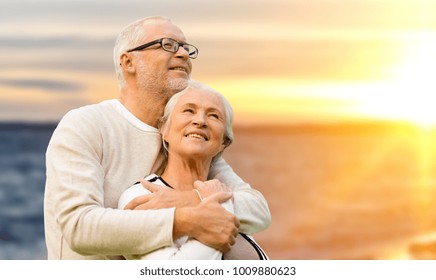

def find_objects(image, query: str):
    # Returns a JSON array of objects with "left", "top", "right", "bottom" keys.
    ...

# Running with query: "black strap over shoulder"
[{"left": 239, "top": 233, "right": 268, "bottom": 260}]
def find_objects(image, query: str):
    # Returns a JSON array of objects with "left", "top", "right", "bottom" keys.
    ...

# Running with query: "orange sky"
[{"left": 1, "top": 0, "right": 435, "bottom": 125}]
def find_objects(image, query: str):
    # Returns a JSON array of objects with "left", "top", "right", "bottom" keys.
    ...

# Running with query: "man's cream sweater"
[{"left": 44, "top": 99, "right": 270, "bottom": 259}]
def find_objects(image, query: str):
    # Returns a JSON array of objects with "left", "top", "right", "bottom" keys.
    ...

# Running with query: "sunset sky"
[{"left": 1, "top": 0, "right": 435, "bottom": 125}]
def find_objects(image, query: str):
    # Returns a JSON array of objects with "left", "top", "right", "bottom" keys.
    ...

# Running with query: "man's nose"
[{"left": 175, "top": 46, "right": 189, "bottom": 59}]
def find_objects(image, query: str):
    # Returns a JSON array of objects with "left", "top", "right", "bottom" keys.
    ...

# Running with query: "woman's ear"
[
  {"left": 160, "top": 120, "right": 169, "bottom": 141},
  {"left": 160, "top": 121, "right": 170, "bottom": 155},
  {"left": 222, "top": 136, "right": 232, "bottom": 149},
  {"left": 157, "top": 117, "right": 164, "bottom": 132}
]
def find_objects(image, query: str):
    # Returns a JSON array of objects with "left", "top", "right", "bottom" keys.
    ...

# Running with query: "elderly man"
[{"left": 44, "top": 16, "right": 270, "bottom": 260}]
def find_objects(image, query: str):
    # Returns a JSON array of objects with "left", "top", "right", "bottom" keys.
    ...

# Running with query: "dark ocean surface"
[{"left": 0, "top": 123, "right": 56, "bottom": 259}]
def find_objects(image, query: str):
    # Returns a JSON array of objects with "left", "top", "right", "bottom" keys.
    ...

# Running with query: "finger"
[
  {"left": 208, "top": 179, "right": 220, "bottom": 185},
  {"left": 234, "top": 217, "right": 241, "bottom": 229},
  {"left": 134, "top": 202, "right": 151, "bottom": 210},
  {"left": 220, "top": 243, "right": 231, "bottom": 253},
  {"left": 229, "top": 235, "right": 236, "bottom": 246},
  {"left": 123, "top": 194, "right": 151, "bottom": 210},
  {"left": 202, "top": 191, "right": 232, "bottom": 204},
  {"left": 140, "top": 179, "right": 161, "bottom": 193},
  {"left": 221, "top": 182, "right": 231, "bottom": 192}
]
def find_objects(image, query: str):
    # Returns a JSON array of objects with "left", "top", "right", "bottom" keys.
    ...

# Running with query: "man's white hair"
[{"left": 113, "top": 16, "right": 171, "bottom": 89}]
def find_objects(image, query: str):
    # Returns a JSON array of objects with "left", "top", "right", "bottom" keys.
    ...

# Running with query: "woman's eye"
[
  {"left": 209, "top": 113, "right": 220, "bottom": 119},
  {"left": 183, "top": 108, "right": 194, "bottom": 113}
]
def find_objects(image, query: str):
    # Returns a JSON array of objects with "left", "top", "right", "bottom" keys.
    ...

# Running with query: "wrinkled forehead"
[
  {"left": 178, "top": 89, "right": 225, "bottom": 111},
  {"left": 142, "top": 19, "right": 187, "bottom": 42}
]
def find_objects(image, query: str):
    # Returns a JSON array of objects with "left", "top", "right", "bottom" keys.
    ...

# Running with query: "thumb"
[
  {"left": 140, "top": 179, "right": 161, "bottom": 193},
  {"left": 202, "top": 191, "right": 232, "bottom": 204}
]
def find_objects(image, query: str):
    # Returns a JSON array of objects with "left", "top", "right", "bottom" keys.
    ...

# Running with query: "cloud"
[
  {"left": 0, "top": 36, "right": 113, "bottom": 49},
  {"left": 0, "top": 78, "right": 84, "bottom": 93},
  {"left": 0, "top": 35, "right": 115, "bottom": 73}
]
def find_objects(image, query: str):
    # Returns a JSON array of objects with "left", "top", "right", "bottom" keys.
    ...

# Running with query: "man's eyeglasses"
[{"left": 127, "top": 37, "right": 198, "bottom": 59}]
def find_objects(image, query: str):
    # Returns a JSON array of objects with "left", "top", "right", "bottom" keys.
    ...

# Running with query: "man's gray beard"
[
  {"left": 136, "top": 66, "right": 189, "bottom": 100},
  {"left": 151, "top": 78, "right": 189, "bottom": 102},
  {"left": 167, "top": 78, "right": 189, "bottom": 95}
]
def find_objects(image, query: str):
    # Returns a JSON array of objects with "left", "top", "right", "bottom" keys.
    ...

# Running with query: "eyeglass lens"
[{"left": 162, "top": 38, "right": 197, "bottom": 58}]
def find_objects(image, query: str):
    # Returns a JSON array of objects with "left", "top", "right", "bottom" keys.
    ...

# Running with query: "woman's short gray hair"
[
  {"left": 160, "top": 80, "right": 234, "bottom": 159},
  {"left": 113, "top": 16, "right": 171, "bottom": 89}
]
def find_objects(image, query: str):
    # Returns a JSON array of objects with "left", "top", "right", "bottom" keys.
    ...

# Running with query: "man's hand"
[
  {"left": 123, "top": 179, "right": 199, "bottom": 210},
  {"left": 174, "top": 192, "right": 240, "bottom": 253}
]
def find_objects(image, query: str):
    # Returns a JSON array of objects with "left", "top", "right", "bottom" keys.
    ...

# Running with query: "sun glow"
[
  {"left": 353, "top": 31, "right": 436, "bottom": 128},
  {"left": 391, "top": 32, "right": 436, "bottom": 126}
]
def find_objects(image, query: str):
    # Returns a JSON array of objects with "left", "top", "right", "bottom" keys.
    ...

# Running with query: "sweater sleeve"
[
  {"left": 45, "top": 109, "right": 174, "bottom": 256},
  {"left": 209, "top": 157, "right": 271, "bottom": 234}
]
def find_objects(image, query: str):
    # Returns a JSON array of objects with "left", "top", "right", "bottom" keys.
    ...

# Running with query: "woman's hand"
[
  {"left": 194, "top": 179, "right": 232, "bottom": 200},
  {"left": 123, "top": 179, "right": 199, "bottom": 210}
]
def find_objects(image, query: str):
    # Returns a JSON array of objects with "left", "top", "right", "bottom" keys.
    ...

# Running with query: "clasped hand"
[
  {"left": 123, "top": 178, "right": 232, "bottom": 210},
  {"left": 123, "top": 179, "right": 239, "bottom": 253}
]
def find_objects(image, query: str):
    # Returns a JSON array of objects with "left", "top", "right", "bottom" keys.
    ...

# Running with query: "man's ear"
[{"left": 120, "top": 53, "right": 135, "bottom": 74}]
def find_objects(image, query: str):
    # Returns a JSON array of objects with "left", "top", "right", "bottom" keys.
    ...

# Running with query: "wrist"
[
  {"left": 176, "top": 190, "right": 202, "bottom": 207},
  {"left": 192, "top": 189, "right": 203, "bottom": 202},
  {"left": 173, "top": 207, "right": 195, "bottom": 240}
]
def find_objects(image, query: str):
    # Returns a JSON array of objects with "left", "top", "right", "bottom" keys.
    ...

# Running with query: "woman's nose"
[{"left": 192, "top": 114, "right": 207, "bottom": 127}]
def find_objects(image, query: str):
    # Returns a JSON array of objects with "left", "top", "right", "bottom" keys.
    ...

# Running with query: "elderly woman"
[{"left": 118, "top": 81, "right": 267, "bottom": 260}]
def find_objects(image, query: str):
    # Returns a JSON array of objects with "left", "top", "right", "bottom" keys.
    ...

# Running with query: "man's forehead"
[{"left": 142, "top": 20, "right": 186, "bottom": 41}]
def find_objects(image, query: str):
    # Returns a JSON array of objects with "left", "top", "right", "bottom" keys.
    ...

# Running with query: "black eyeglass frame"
[{"left": 126, "top": 37, "right": 198, "bottom": 59}]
